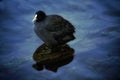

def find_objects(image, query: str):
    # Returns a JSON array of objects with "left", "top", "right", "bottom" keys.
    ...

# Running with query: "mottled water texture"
[{"left": 0, "top": 0, "right": 120, "bottom": 80}]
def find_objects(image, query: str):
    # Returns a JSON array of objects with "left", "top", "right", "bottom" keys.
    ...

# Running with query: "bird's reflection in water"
[{"left": 32, "top": 43, "right": 74, "bottom": 72}]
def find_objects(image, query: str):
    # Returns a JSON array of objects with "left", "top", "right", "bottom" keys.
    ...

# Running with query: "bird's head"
[{"left": 32, "top": 10, "right": 46, "bottom": 23}]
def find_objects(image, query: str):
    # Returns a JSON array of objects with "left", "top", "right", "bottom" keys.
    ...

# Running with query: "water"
[{"left": 0, "top": 0, "right": 120, "bottom": 80}]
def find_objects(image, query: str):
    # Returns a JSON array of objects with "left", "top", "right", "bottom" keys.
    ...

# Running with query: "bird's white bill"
[{"left": 32, "top": 15, "right": 37, "bottom": 22}]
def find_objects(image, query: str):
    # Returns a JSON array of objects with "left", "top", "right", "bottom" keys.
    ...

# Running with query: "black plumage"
[{"left": 33, "top": 10, "right": 75, "bottom": 48}]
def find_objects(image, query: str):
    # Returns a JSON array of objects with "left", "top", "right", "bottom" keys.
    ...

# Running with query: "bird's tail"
[{"left": 62, "top": 35, "right": 75, "bottom": 43}]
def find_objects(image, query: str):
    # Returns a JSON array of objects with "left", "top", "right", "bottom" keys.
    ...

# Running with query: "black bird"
[{"left": 32, "top": 10, "right": 75, "bottom": 49}]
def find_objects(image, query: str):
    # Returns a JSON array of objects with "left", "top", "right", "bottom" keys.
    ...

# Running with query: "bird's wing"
[
  {"left": 45, "top": 15, "right": 64, "bottom": 32},
  {"left": 45, "top": 15, "right": 75, "bottom": 33}
]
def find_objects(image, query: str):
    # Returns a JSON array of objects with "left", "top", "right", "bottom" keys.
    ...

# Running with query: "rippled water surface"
[{"left": 0, "top": 0, "right": 120, "bottom": 80}]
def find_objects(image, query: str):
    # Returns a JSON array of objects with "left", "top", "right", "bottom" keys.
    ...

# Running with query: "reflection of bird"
[
  {"left": 32, "top": 10, "right": 75, "bottom": 48},
  {"left": 32, "top": 44, "right": 74, "bottom": 72}
]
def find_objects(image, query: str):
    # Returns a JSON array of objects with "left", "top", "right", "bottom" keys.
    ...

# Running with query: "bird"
[{"left": 32, "top": 10, "right": 75, "bottom": 49}]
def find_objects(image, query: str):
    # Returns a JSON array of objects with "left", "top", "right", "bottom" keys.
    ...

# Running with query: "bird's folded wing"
[
  {"left": 45, "top": 24, "right": 63, "bottom": 32},
  {"left": 45, "top": 17, "right": 75, "bottom": 33}
]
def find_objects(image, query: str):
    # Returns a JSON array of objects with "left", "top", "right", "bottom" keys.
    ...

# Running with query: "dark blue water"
[{"left": 0, "top": 0, "right": 120, "bottom": 80}]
